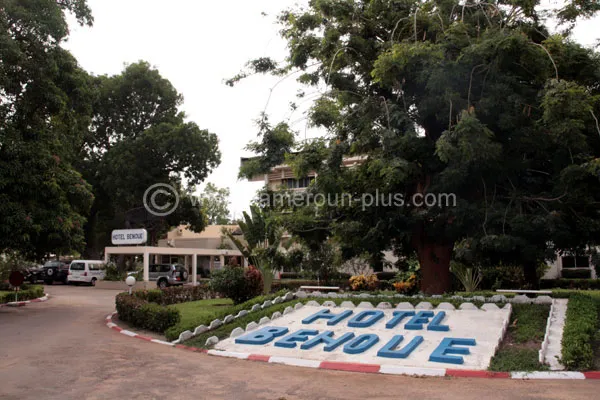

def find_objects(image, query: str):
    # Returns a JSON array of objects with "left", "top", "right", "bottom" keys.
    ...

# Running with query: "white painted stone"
[
  {"left": 262, "top": 300, "right": 273, "bottom": 308},
  {"left": 431, "top": 295, "right": 443, "bottom": 299},
  {"left": 311, "top": 291, "right": 322, "bottom": 298},
  {"left": 294, "top": 303, "right": 303, "bottom": 310},
  {"left": 481, "top": 303, "right": 500, "bottom": 311},
  {"left": 230, "top": 327, "right": 245, "bottom": 338},
  {"left": 511, "top": 295, "right": 531, "bottom": 304},
  {"left": 269, "top": 356, "right": 321, "bottom": 368},
  {"left": 534, "top": 296, "right": 553, "bottom": 304},
  {"left": 358, "top": 293, "right": 371, "bottom": 299},
  {"left": 490, "top": 295, "right": 507, "bottom": 303},
  {"left": 340, "top": 301, "right": 355, "bottom": 308},
  {"left": 541, "top": 299, "right": 568, "bottom": 370},
  {"left": 193, "top": 325, "right": 208, "bottom": 336},
  {"left": 205, "top": 336, "right": 219, "bottom": 346},
  {"left": 415, "top": 302, "right": 433, "bottom": 310},
  {"left": 215, "top": 305, "right": 511, "bottom": 371},
  {"left": 327, "top": 292, "right": 339, "bottom": 298},
  {"left": 377, "top": 302, "right": 393, "bottom": 309},
  {"left": 473, "top": 296, "right": 486, "bottom": 302},
  {"left": 259, "top": 316, "right": 270, "bottom": 325},
  {"left": 271, "top": 311, "right": 282, "bottom": 320},
  {"left": 396, "top": 302, "right": 414, "bottom": 310},
  {"left": 251, "top": 304, "right": 262, "bottom": 312},
  {"left": 223, "top": 315, "right": 234, "bottom": 324},
  {"left": 283, "top": 292, "right": 294, "bottom": 301},
  {"left": 236, "top": 310, "right": 248, "bottom": 318},
  {"left": 322, "top": 301, "right": 336, "bottom": 307},
  {"left": 178, "top": 330, "right": 193, "bottom": 342},
  {"left": 306, "top": 300, "right": 320, "bottom": 307},
  {"left": 436, "top": 302, "right": 455, "bottom": 310},
  {"left": 207, "top": 349, "right": 249, "bottom": 359},
  {"left": 283, "top": 306, "right": 294, "bottom": 315},
  {"left": 273, "top": 296, "right": 283, "bottom": 304},
  {"left": 379, "top": 365, "right": 446, "bottom": 376},
  {"left": 510, "top": 371, "right": 585, "bottom": 380},
  {"left": 394, "top": 294, "right": 405, "bottom": 298},
  {"left": 209, "top": 319, "right": 223, "bottom": 330},
  {"left": 246, "top": 321, "right": 259, "bottom": 331},
  {"left": 295, "top": 291, "right": 308, "bottom": 299},
  {"left": 357, "top": 301, "right": 374, "bottom": 309},
  {"left": 459, "top": 302, "right": 478, "bottom": 310}
]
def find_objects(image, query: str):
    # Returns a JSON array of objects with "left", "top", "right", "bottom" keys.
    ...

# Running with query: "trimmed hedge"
[
  {"left": 561, "top": 293, "right": 600, "bottom": 370},
  {"left": 133, "top": 285, "right": 214, "bottom": 306},
  {"left": 375, "top": 271, "right": 397, "bottom": 281},
  {"left": 540, "top": 279, "right": 600, "bottom": 290},
  {"left": 0, "top": 285, "right": 44, "bottom": 304},
  {"left": 116, "top": 293, "right": 180, "bottom": 333},
  {"left": 561, "top": 269, "right": 592, "bottom": 279}
]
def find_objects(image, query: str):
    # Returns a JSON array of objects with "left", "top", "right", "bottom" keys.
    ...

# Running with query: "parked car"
[
  {"left": 24, "top": 264, "right": 44, "bottom": 284},
  {"left": 42, "top": 260, "right": 70, "bottom": 285},
  {"left": 149, "top": 264, "right": 188, "bottom": 289},
  {"left": 67, "top": 260, "right": 105, "bottom": 286}
]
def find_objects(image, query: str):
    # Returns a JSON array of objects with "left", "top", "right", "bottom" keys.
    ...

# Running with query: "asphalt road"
[{"left": 1, "top": 285, "right": 599, "bottom": 400}]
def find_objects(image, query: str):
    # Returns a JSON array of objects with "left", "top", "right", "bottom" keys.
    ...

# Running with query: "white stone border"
[
  {"left": 0, "top": 293, "right": 49, "bottom": 307},
  {"left": 539, "top": 299, "right": 568, "bottom": 370}
]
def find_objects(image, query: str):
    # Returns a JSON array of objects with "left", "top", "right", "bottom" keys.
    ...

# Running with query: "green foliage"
[
  {"left": 510, "top": 304, "right": 551, "bottom": 343},
  {"left": 201, "top": 183, "right": 231, "bottom": 225},
  {"left": 132, "top": 285, "right": 214, "bottom": 306},
  {"left": 115, "top": 293, "right": 180, "bottom": 333},
  {"left": 489, "top": 348, "right": 549, "bottom": 372},
  {"left": 164, "top": 290, "right": 286, "bottom": 341},
  {"left": 540, "top": 279, "right": 600, "bottom": 290},
  {"left": 561, "top": 294, "right": 600, "bottom": 370},
  {"left": 561, "top": 269, "right": 592, "bottom": 279},
  {"left": 209, "top": 266, "right": 263, "bottom": 305},
  {"left": 450, "top": 261, "right": 483, "bottom": 293},
  {"left": 0, "top": 285, "right": 44, "bottom": 304},
  {"left": 232, "top": 0, "right": 600, "bottom": 294}
]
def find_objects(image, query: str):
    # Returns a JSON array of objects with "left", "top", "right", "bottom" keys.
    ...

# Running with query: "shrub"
[
  {"left": 480, "top": 263, "right": 548, "bottom": 290},
  {"left": 451, "top": 261, "right": 483, "bottom": 293},
  {"left": 210, "top": 266, "right": 260, "bottom": 304},
  {"left": 561, "top": 294, "right": 599, "bottom": 370},
  {"left": 244, "top": 266, "right": 263, "bottom": 299},
  {"left": 392, "top": 274, "right": 418, "bottom": 294},
  {"left": 115, "top": 293, "right": 180, "bottom": 333},
  {"left": 0, "top": 285, "right": 44, "bottom": 304},
  {"left": 133, "top": 285, "right": 213, "bottom": 305},
  {"left": 349, "top": 274, "right": 379, "bottom": 291},
  {"left": 540, "top": 279, "right": 600, "bottom": 290},
  {"left": 561, "top": 269, "right": 592, "bottom": 279},
  {"left": 375, "top": 271, "right": 397, "bottom": 281}
]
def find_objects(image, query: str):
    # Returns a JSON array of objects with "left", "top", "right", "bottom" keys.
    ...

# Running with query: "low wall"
[{"left": 95, "top": 280, "right": 156, "bottom": 291}]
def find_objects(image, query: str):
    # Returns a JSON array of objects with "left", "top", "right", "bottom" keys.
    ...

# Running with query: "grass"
[
  {"left": 489, "top": 304, "right": 550, "bottom": 371},
  {"left": 168, "top": 298, "right": 233, "bottom": 337}
]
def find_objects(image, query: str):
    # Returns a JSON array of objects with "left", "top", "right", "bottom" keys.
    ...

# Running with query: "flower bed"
[{"left": 0, "top": 285, "right": 44, "bottom": 304}]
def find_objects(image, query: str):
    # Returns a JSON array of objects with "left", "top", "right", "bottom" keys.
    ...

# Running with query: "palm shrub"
[{"left": 450, "top": 261, "right": 483, "bottom": 293}]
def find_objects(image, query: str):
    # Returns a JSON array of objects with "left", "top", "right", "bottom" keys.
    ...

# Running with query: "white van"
[{"left": 67, "top": 260, "right": 106, "bottom": 286}]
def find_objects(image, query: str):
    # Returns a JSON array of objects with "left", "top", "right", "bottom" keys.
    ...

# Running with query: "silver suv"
[{"left": 149, "top": 264, "right": 188, "bottom": 289}]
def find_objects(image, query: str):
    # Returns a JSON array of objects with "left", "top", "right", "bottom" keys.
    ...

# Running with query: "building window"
[
  {"left": 561, "top": 256, "right": 589, "bottom": 269},
  {"left": 285, "top": 177, "right": 314, "bottom": 189}
]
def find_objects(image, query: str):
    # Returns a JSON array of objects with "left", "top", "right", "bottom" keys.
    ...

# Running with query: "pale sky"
[{"left": 64, "top": 0, "right": 599, "bottom": 221}]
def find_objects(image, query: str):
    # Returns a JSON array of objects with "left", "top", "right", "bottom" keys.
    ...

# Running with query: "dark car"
[
  {"left": 42, "top": 261, "right": 70, "bottom": 285},
  {"left": 25, "top": 264, "right": 44, "bottom": 284}
]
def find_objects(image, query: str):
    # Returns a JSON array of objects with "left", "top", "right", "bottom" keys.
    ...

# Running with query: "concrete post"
[
  {"left": 184, "top": 255, "right": 189, "bottom": 282},
  {"left": 192, "top": 254, "right": 197, "bottom": 285},
  {"left": 143, "top": 251, "right": 150, "bottom": 282},
  {"left": 219, "top": 255, "right": 225, "bottom": 269}
]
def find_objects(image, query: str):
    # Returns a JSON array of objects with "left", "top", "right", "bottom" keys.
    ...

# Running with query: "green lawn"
[{"left": 171, "top": 298, "right": 233, "bottom": 334}]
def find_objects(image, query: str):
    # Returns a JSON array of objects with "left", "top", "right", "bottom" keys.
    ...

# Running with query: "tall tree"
[
  {"left": 79, "top": 62, "right": 221, "bottom": 257},
  {"left": 231, "top": 0, "right": 600, "bottom": 293},
  {"left": 0, "top": 0, "right": 95, "bottom": 259},
  {"left": 201, "top": 183, "right": 231, "bottom": 225}
]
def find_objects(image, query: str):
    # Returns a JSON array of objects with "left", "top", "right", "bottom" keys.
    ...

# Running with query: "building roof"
[{"left": 165, "top": 225, "right": 240, "bottom": 240}]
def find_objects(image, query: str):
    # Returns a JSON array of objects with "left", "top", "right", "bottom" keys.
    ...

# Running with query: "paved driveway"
[{"left": 0, "top": 285, "right": 598, "bottom": 400}]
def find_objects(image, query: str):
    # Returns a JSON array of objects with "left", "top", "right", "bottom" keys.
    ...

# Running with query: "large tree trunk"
[
  {"left": 523, "top": 260, "right": 539, "bottom": 289},
  {"left": 415, "top": 240, "right": 453, "bottom": 295}
]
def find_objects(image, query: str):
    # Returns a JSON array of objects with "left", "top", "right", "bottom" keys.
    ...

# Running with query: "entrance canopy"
[{"left": 104, "top": 246, "right": 244, "bottom": 285}]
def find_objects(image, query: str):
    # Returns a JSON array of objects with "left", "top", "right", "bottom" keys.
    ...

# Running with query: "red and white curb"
[
  {"left": 105, "top": 313, "right": 600, "bottom": 379},
  {"left": 0, "top": 294, "right": 49, "bottom": 308}
]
